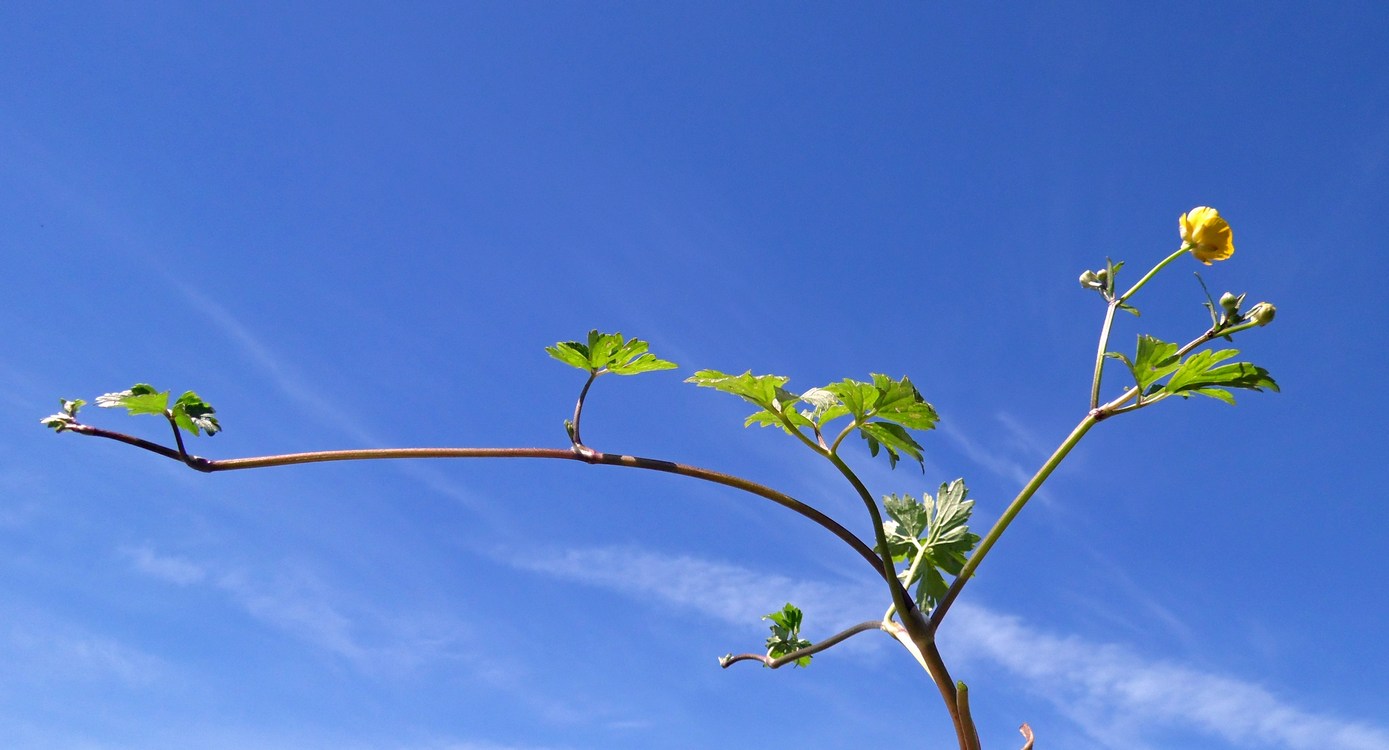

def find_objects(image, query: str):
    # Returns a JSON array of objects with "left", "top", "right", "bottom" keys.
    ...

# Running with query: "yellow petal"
[{"left": 1181, "top": 206, "right": 1234, "bottom": 264}]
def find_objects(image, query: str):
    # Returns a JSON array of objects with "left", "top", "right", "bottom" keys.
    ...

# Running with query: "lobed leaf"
[
  {"left": 1160, "top": 350, "right": 1279, "bottom": 402},
  {"left": 859, "top": 421, "right": 925, "bottom": 471},
  {"left": 875, "top": 480, "right": 981, "bottom": 611},
  {"left": 546, "top": 330, "right": 677, "bottom": 375},
  {"left": 95, "top": 384, "right": 170, "bottom": 416},
  {"left": 763, "top": 603, "right": 812, "bottom": 668},
  {"left": 172, "top": 391, "right": 221, "bottom": 436},
  {"left": 1109, "top": 335, "right": 1181, "bottom": 393}
]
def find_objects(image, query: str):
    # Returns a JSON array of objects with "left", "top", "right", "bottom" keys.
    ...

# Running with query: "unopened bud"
[
  {"left": 1218, "top": 291, "right": 1242, "bottom": 313},
  {"left": 1079, "top": 270, "right": 1100, "bottom": 288},
  {"left": 1246, "top": 302, "right": 1276, "bottom": 327}
]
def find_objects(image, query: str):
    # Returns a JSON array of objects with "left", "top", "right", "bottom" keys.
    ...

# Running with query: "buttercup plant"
[{"left": 43, "top": 207, "right": 1278, "bottom": 750}]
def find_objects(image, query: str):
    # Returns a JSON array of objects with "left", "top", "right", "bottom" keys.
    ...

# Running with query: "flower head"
[{"left": 1179, "top": 206, "right": 1234, "bottom": 265}]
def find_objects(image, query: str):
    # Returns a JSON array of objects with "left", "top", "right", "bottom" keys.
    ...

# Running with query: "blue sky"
[{"left": 3, "top": 3, "right": 1388, "bottom": 749}]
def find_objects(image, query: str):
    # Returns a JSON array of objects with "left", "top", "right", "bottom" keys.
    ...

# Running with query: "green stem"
[
  {"left": 1089, "top": 302, "right": 1120, "bottom": 410},
  {"left": 1117, "top": 245, "right": 1189, "bottom": 303},
  {"left": 956, "top": 680, "right": 982, "bottom": 750},
  {"left": 928, "top": 412, "right": 1098, "bottom": 635}
]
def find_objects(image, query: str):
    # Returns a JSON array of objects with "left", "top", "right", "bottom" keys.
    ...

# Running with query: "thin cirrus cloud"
[
  {"left": 509, "top": 544, "right": 1389, "bottom": 750},
  {"left": 122, "top": 545, "right": 469, "bottom": 674}
]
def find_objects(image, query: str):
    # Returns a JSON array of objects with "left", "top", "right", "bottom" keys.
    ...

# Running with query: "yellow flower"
[{"left": 1179, "top": 206, "right": 1234, "bottom": 265}]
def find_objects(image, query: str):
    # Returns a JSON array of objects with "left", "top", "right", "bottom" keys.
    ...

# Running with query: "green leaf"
[
  {"left": 1110, "top": 335, "right": 1182, "bottom": 393},
  {"left": 95, "top": 384, "right": 170, "bottom": 416},
  {"left": 688, "top": 370, "right": 811, "bottom": 436},
  {"left": 171, "top": 391, "right": 221, "bottom": 436},
  {"left": 822, "top": 374, "right": 937, "bottom": 469},
  {"left": 875, "top": 480, "right": 981, "bottom": 611},
  {"left": 1160, "top": 349, "right": 1279, "bottom": 402},
  {"left": 859, "top": 421, "right": 924, "bottom": 471},
  {"left": 545, "top": 330, "right": 677, "bottom": 375},
  {"left": 687, "top": 369, "right": 788, "bottom": 409},
  {"left": 867, "top": 374, "right": 939, "bottom": 430},
  {"left": 763, "top": 603, "right": 812, "bottom": 668}
]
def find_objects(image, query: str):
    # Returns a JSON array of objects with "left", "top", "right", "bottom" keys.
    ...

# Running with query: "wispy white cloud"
[
  {"left": 122, "top": 546, "right": 468, "bottom": 674},
  {"left": 509, "top": 544, "right": 1389, "bottom": 750},
  {"left": 166, "top": 280, "right": 379, "bottom": 446},
  {"left": 165, "top": 279, "right": 504, "bottom": 518},
  {"left": 0, "top": 604, "right": 166, "bottom": 687},
  {"left": 123, "top": 544, "right": 208, "bottom": 585},
  {"left": 949, "top": 603, "right": 1389, "bottom": 750},
  {"left": 936, "top": 413, "right": 1040, "bottom": 493},
  {"left": 510, "top": 545, "right": 884, "bottom": 635}
]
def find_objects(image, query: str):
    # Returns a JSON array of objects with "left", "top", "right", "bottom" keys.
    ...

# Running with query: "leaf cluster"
[
  {"left": 546, "top": 330, "right": 677, "bottom": 376},
  {"left": 39, "top": 398, "right": 86, "bottom": 432},
  {"left": 877, "top": 479, "right": 981, "bottom": 611},
  {"left": 1107, "top": 335, "right": 1278, "bottom": 406},
  {"left": 763, "top": 603, "right": 813, "bottom": 668},
  {"left": 686, "top": 370, "right": 938, "bottom": 470},
  {"left": 94, "top": 384, "right": 222, "bottom": 436}
]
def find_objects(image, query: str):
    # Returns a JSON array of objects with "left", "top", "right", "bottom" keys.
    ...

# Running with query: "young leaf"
[
  {"left": 40, "top": 398, "right": 86, "bottom": 432},
  {"left": 171, "top": 391, "right": 221, "bottom": 436},
  {"left": 95, "top": 384, "right": 170, "bottom": 416},
  {"left": 545, "top": 330, "right": 677, "bottom": 375},
  {"left": 763, "top": 603, "right": 813, "bottom": 668}
]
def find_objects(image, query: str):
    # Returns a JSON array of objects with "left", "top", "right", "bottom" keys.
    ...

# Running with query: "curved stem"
[
  {"left": 719, "top": 620, "right": 883, "bottom": 669},
  {"left": 822, "top": 452, "right": 918, "bottom": 630},
  {"left": 928, "top": 412, "right": 1099, "bottom": 635},
  {"left": 1019, "top": 723, "right": 1036, "bottom": 750},
  {"left": 1118, "top": 245, "right": 1189, "bottom": 303},
  {"left": 63, "top": 427, "right": 889, "bottom": 582},
  {"left": 569, "top": 371, "right": 600, "bottom": 447}
]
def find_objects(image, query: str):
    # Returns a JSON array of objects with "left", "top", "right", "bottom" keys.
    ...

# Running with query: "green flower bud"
[
  {"left": 1246, "top": 302, "right": 1276, "bottom": 327},
  {"left": 1079, "top": 270, "right": 1100, "bottom": 289},
  {"left": 1218, "top": 291, "right": 1243, "bottom": 313}
]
